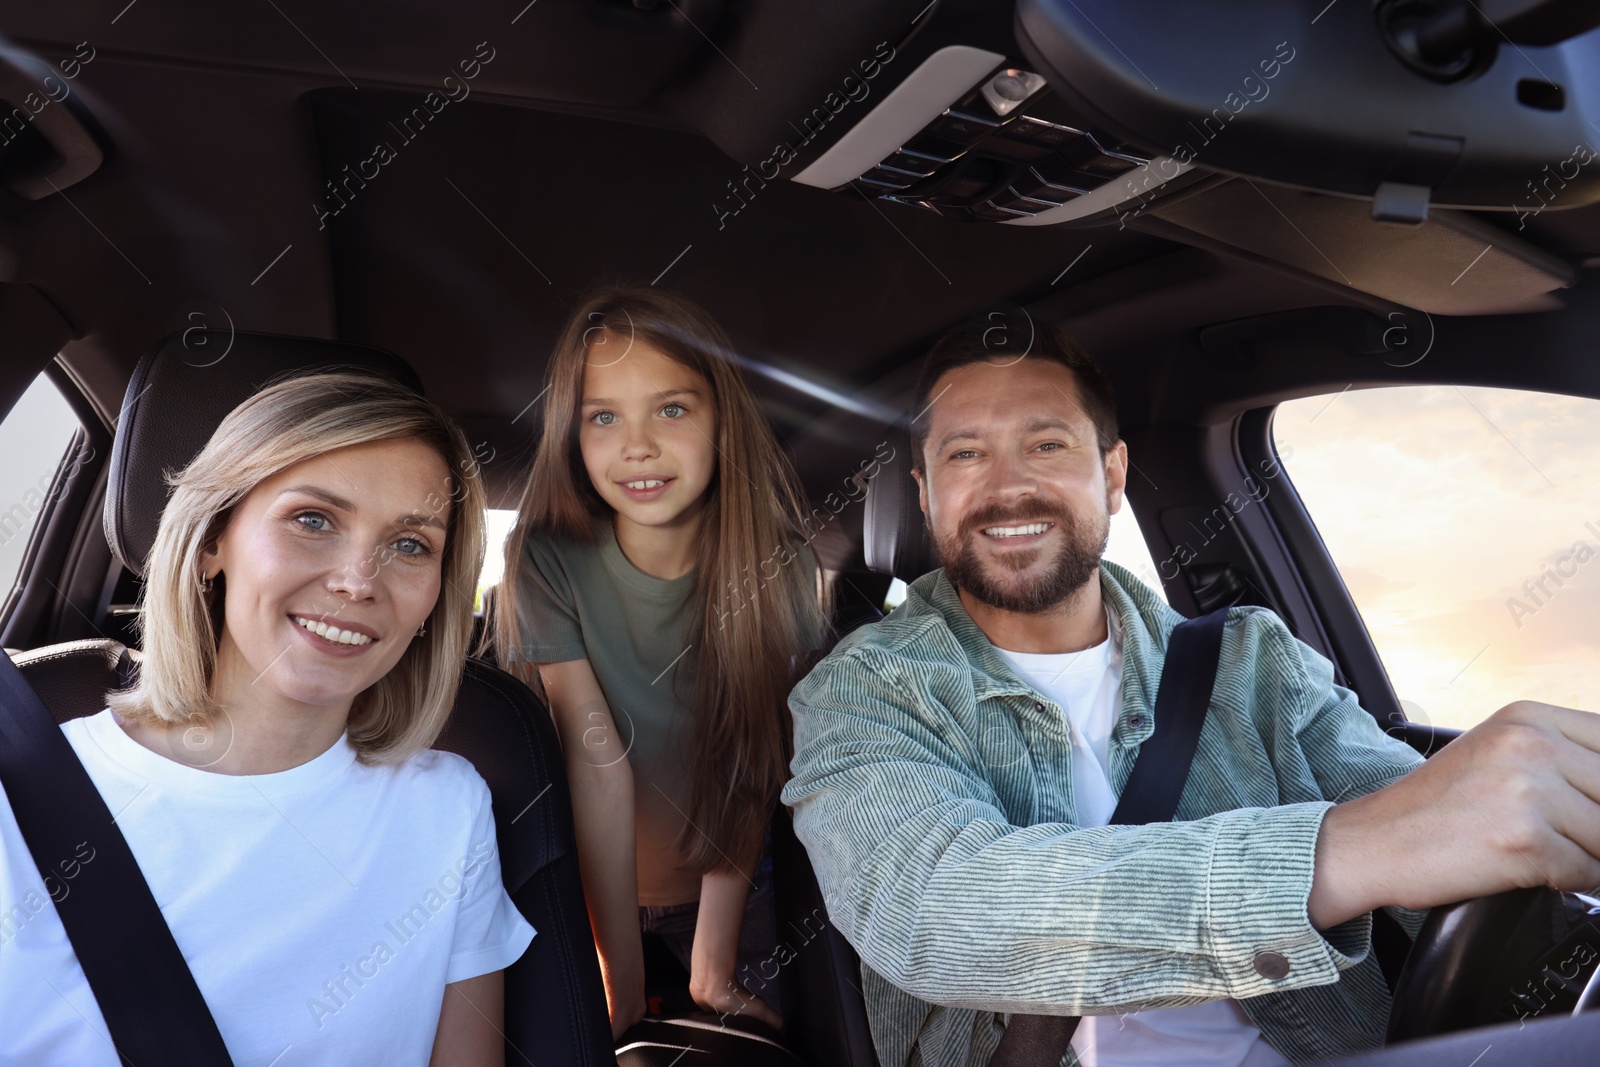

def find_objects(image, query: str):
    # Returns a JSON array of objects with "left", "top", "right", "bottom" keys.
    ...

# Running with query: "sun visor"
[{"left": 1132, "top": 178, "right": 1577, "bottom": 315}]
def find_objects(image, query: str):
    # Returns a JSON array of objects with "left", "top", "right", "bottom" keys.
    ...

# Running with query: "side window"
[
  {"left": 0, "top": 372, "right": 83, "bottom": 600},
  {"left": 883, "top": 494, "right": 1169, "bottom": 609},
  {"left": 1105, "top": 495, "right": 1168, "bottom": 604},
  {"left": 1274, "top": 385, "right": 1600, "bottom": 730},
  {"left": 476, "top": 508, "right": 519, "bottom": 611}
]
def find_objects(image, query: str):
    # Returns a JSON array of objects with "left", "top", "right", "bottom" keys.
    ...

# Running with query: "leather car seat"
[
  {"left": 770, "top": 804, "right": 882, "bottom": 1067},
  {"left": 15, "top": 329, "right": 613, "bottom": 1066},
  {"left": 765, "top": 424, "right": 939, "bottom": 1067},
  {"left": 862, "top": 426, "right": 936, "bottom": 584}
]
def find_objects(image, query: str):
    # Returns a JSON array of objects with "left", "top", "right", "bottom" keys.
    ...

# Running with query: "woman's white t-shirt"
[{"left": 0, "top": 709, "right": 536, "bottom": 1066}]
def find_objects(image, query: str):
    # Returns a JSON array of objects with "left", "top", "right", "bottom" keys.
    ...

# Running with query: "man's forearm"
[{"left": 800, "top": 795, "right": 1361, "bottom": 1015}]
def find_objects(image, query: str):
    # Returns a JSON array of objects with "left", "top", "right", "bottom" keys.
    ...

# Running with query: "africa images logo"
[{"left": 313, "top": 41, "right": 498, "bottom": 230}]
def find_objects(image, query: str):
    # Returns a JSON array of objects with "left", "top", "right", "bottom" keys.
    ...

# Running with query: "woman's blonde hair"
[
  {"left": 108, "top": 370, "right": 487, "bottom": 764},
  {"left": 491, "top": 284, "right": 828, "bottom": 874}
]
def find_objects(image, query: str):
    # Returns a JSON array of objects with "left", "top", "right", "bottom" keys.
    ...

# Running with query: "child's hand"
[
  {"left": 689, "top": 971, "right": 784, "bottom": 1031},
  {"left": 604, "top": 964, "right": 647, "bottom": 1040},
  {"left": 690, "top": 866, "right": 783, "bottom": 1030}
]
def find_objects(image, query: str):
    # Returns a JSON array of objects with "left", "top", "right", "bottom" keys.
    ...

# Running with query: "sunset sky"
[{"left": 1273, "top": 384, "right": 1600, "bottom": 730}]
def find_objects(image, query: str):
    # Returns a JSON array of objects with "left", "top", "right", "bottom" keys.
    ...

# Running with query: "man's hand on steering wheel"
[{"left": 1310, "top": 700, "right": 1600, "bottom": 929}]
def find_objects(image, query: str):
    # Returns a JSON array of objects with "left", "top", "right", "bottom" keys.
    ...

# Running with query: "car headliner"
[{"left": 3, "top": 1, "right": 1600, "bottom": 514}]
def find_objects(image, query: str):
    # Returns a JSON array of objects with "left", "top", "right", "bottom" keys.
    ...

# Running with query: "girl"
[
  {"left": 493, "top": 285, "right": 826, "bottom": 1037},
  {"left": 0, "top": 371, "right": 533, "bottom": 1065}
]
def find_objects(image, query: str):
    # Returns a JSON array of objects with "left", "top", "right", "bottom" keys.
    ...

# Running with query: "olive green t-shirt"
[{"left": 515, "top": 518, "right": 819, "bottom": 906}]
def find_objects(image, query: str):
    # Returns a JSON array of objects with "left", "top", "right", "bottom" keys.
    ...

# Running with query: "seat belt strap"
[
  {"left": 989, "top": 607, "right": 1229, "bottom": 1067},
  {"left": 1107, "top": 608, "right": 1229, "bottom": 829},
  {"left": 0, "top": 650, "right": 235, "bottom": 1066}
]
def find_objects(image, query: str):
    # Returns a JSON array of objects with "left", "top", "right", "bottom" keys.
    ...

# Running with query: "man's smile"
[{"left": 979, "top": 521, "right": 1055, "bottom": 542}]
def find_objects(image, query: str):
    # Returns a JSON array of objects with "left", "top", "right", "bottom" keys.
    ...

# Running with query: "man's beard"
[{"left": 935, "top": 499, "right": 1109, "bottom": 614}]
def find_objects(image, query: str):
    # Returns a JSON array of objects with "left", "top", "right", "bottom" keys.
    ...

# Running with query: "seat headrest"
[
  {"left": 862, "top": 426, "right": 937, "bottom": 584},
  {"left": 104, "top": 330, "right": 423, "bottom": 575}
]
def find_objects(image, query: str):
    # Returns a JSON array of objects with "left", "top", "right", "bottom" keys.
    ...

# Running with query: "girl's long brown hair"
[{"left": 492, "top": 284, "right": 827, "bottom": 875}]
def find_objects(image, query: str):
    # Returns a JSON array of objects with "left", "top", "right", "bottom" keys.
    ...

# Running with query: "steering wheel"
[
  {"left": 1385, "top": 887, "right": 1600, "bottom": 1043},
  {"left": 1579, "top": 955, "right": 1600, "bottom": 1013}
]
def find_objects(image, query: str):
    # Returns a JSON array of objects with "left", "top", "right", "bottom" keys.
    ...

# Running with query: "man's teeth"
[
  {"left": 984, "top": 522, "right": 1052, "bottom": 538},
  {"left": 625, "top": 479, "right": 666, "bottom": 490},
  {"left": 293, "top": 616, "right": 374, "bottom": 646}
]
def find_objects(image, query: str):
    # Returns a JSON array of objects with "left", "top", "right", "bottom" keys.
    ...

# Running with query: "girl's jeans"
[{"left": 637, "top": 859, "right": 783, "bottom": 1019}]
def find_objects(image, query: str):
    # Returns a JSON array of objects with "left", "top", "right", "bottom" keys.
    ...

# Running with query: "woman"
[
  {"left": 0, "top": 370, "right": 533, "bottom": 1065},
  {"left": 492, "top": 285, "right": 826, "bottom": 1037}
]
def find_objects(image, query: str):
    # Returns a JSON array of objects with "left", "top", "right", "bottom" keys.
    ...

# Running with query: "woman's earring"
[
  {"left": 415, "top": 624, "right": 426, "bottom": 637},
  {"left": 200, "top": 571, "right": 214, "bottom": 593}
]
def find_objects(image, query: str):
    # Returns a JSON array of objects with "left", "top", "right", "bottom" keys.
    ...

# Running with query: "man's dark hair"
[{"left": 908, "top": 317, "right": 1119, "bottom": 471}]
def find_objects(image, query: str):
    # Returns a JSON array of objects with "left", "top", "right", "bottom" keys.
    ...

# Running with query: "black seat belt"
[
  {"left": 989, "top": 607, "right": 1230, "bottom": 1067},
  {"left": 0, "top": 650, "right": 235, "bottom": 1066}
]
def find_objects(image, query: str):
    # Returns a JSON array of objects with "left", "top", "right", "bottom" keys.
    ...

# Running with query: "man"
[{"left": 781, "top": 321, "right": 1600, "bottom": 1067}]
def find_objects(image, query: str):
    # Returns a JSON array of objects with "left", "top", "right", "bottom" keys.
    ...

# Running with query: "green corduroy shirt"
[{"left": 782, "top": 561, "right": 1428, "bottom": 1066}]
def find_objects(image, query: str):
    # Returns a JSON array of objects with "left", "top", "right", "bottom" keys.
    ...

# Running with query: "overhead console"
[
  {"left": 660, "top": 0, "right": 1201, "bottom": 225},
  {"left": 789, "top": 45, "right": 1193, "bottom": 225}
]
